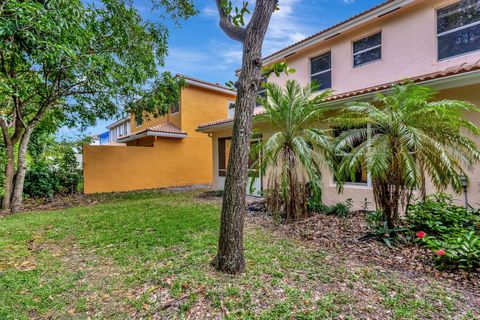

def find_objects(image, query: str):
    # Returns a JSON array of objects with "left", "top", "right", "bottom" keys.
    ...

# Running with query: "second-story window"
[
  {"left": 310, "top": 52, "right": 331, "bottom": 91},
  {"left": 353, "top": 32, "right": 381, "bottom": 67},
  {"left": 171, "top": 102, "right": 180, "bottom": 114},
  {"left": 437, "top": 0, "right": 480, "bottom": 60},
  {"left": 257, "top": 77, "right": 267, "bottom": 106}
]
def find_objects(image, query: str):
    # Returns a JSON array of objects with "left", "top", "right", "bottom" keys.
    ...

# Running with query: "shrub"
[
  {"left": 308, "top": 197, "right": 353, "bottom": 218},
  {"left": 24, "top": 161, "right": 59, "bottom": 198},
  {"left": 410, "top": 194, "right": 480, "bottom": 272},
  {"left": 418, "top": 231, "right": 480, "bottom": 272},
  {"left": 408, "top": 194, "right": 479, "bottom": 235}
]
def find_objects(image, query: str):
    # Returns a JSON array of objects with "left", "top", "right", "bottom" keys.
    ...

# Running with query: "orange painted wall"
[{"left": 83, "top": 84, "right": 236, "bottom": 194}]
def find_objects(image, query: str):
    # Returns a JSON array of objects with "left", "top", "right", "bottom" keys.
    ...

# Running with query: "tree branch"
[{"left": 215, "top": 0, "right": 247, "bottom": 42}]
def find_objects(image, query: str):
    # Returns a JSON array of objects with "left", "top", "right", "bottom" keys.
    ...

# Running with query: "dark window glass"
[
  {"left": 218, "top": 137, "right": 231, "bottom": 177},
  {"left": 437, "top": 0, "right": 480, "bottom": 34},
  {"left": 311, "top": 53, "right": 331, "bottom": 74},
  {"left": 310, "top": 52, "right": 331, "bottom": 91},
  {"left": 353, "top": 32, "right": 381, "bottom": 54},
  {"left": 171, "top": 102, "right": 180, "bottom": 113},
  {"left": 353, "top": 32, "right": 381, "bottom": 67},
  {"left": 333, "top": 127, "right": 368, "bottom": 184},
  {"left": 353, "top": 47, "right": 382, "bottom": 67},
  {"left": 311, "top": 71, "right": 332, "bottom": 90},
  {"left": 437, "top": 1, "right": 480, "bottom": 59}
]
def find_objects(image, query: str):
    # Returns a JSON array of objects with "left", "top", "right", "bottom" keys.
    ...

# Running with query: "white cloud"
[
  {"left": 343, "top": 0, "right": 356, "bottom": 3},
  {"left": 203, "top": 6, "right": 218, "bottom": 17}
]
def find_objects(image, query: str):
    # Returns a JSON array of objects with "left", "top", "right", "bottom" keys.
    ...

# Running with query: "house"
[
  {"left": 197, "top": 0, "right": 480, "bottom": 209},
  {"left": 83, "top": 75, "right": 236, "bottom": 193},
  {"left": 107, "top": 117, "right": 131, "bottom": 144}
]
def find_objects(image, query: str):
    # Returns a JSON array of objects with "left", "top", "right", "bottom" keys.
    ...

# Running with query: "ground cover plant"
[
  {"left": 0, "top": 189, "right": 478, "bottom": 319},
  {"left": 408, "top": 194, "right": 480, "bottom": 272}
]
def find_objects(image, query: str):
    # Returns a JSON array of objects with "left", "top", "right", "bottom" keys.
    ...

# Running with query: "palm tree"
[
  {"left": 250, "top": 80, "right": 333, "bottom": 221},
  {"left": 334, "top": 82, "right": 480, "bottom": 228}
]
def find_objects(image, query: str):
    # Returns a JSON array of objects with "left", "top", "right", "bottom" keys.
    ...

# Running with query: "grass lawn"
[{"left": 0, "top": 189, "right": 478, "bottom": 319}]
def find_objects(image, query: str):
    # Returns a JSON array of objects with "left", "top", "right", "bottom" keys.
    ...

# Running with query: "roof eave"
[
  {"left": 197, "top": 70, "right": 480, "bottom": 132},
  {"left": 263, "top": 0, "right": 413, "bottom": 65}
]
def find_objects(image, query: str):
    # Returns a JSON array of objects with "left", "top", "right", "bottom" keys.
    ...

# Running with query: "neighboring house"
[
  {"left": 98, "top": 132, "right": 110, "bottom": 145},
  {"left": 83, "top": 75, "right": 236, "bottom": 193},
  {"left": 197, "top": 0, "right": 480, "bottom": 208},
  {"left": 107, "top": 117, "right": 130, "bottom": 144}
]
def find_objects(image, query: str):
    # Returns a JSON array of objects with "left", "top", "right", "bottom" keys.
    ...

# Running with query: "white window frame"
[
  {"left": 309, "top": 52, "right": 332, "bottom": 89},
  {"left": 352, "top": 32, "right": 382, "bottom": 68},
  {"left": 436, "top": 1, "right": 480, "bottom": 61}
]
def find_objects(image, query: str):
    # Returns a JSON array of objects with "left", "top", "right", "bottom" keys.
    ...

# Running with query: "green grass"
[{"left": 0, "top": 190, "right": 477, "bottom": 319}]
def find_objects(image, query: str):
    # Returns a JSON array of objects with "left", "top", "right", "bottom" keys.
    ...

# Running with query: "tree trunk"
[
  {"left": 1, "top": 144, "right": 15, "bottom": 211},
  {"left": 214, "top": 0, "right": 277, "bottom": 274},
  {"left": 10, "top": 128, "right": 32, "bottom": 214}
]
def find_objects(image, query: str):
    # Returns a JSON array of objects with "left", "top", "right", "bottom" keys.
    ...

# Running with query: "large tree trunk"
[
  {"left": 213, "top": 0, "right": 277, "bottom": 274},
  {"left": 10, "top": 128, "right": 32, "bottom": 214},
  {"left": 1, "top": 145, "right": 15, "bottom": 211},
  {"left": 0, "top": 118, "right": 15, "bottom": 211}
]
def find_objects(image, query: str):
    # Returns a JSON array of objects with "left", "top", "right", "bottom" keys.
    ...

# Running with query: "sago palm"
[
  {"left": 334, "top": 82, "right": 480, "bottom": 228},
  {"left": 250, "top": 80, "right": 333, "bottom": 221}
]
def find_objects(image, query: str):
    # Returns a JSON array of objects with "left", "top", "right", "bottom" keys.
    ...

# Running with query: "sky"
[{"left": 69, "top": 0, "right": 382, "bottom": 138}]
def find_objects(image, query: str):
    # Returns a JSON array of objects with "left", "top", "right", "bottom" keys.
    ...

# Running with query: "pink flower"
[
  {"left": 416, "top": 231, "right": 426, "bottom": 239},
  {"left": 435, "top": 249, "right": 446, "bottom": 256}
]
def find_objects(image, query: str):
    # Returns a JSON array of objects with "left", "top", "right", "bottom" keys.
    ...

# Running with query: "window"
[
  {"left": 227, "top": 101, "right": 235, "bottom": 118},
  {"left": 310, "top": 52, "right": 332, "bottom": 90},
  {"left": 135, "top": 115, "right": 143, "bottom": 127},
  {"left": 171, "top": 102, "right": 180, "bottom": 114},
  {"left": 218, "top": 137, "right": 232, "bottom": 177},
  {"left": 333, "top": 127, "right": 368, "bottom": 185},
  {"left": 437, "top": 0, "right": 480, "bottom": 60},
  {"left": 257, "top": 77, "right": 267, "bottom": 106},
  {"left": 353, "top": 32, "right": 381, "bottom": 67}
]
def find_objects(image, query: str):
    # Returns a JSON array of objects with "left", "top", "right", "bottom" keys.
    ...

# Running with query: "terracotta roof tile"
[
  {"left": 147, "top": 122, "right": 186, "bottom": 135},
  {"left": 197, "top": 61, "right": 480, "bottom": 131}
]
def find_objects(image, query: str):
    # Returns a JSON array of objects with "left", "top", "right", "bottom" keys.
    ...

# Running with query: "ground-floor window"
[
  {"left": 218, "top": 137, "right": 231, "bottom": 177},
  {"left": 333, "top": 126, "right": 369, "bottom": 185}
]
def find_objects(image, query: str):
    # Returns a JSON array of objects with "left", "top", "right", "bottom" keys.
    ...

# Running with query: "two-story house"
[
  {"left": 197, "top": 0, "right": 480, "bottom": 208},
  {"left": 83, "top": 75, "right": 236, "bottom": 193}
]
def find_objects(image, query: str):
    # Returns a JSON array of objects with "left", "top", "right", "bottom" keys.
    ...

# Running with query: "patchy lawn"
[{"left": 0, "top": 189, "right": 478, "bottom": 319}]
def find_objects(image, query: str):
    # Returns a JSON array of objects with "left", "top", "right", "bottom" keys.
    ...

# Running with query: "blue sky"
[{"left": 70, "top": 0, "right": 382, "bottom": 138}]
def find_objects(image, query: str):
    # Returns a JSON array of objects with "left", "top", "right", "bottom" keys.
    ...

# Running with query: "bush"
[
  {"left": 410, "top": 194, "right": 480, "bottom": 272},
  {"left": 24, "top": 142, "right": 83, "bottom": 198},
  {"left": 308, "top": 196, "right": 353, "bottom": 218},
  {"left": 408, "top": 193, "right": 479, "bottom": 235},
  {"left": 24, "top": 161, "right": 59, "bottom": 198}
]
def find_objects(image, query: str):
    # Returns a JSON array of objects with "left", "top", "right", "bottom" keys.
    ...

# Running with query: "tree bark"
[
  {"left": 213, "top": 0, "right": 277, "bottom": 274},
  {"left": 0, "top": 118, "right": 15, "bottom": 211},
  {"left": 10, "top": 127, "right": 32, "bottom": 214}
]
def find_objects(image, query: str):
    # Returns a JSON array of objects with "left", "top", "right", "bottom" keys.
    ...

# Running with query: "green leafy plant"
[
  {"left": 307, "top": 197, "right": 352, "bottom": 218},
  {"left": 361, "top": 210, "right": 409, "bottom": 247},
  {"left": 408, "top": 194, "right": 479, "bottom": 235},
  {"left": 250, "top": 80, "right": 334, "bottom": 221},
  {"left": 418, "top": 231, "right": 480, "bottom": 272},
  {"left": 333, "top": 82, "right": 480, "bottom": 229}
]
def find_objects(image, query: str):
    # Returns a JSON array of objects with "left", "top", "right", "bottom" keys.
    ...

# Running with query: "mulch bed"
[{"left": 249, "top": 210, "right": 479, "bottom": 301}]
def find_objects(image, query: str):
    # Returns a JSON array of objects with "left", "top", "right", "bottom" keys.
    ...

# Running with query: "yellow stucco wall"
[{"left": 83, "top": 84, "right": 236, "bottom": 194}]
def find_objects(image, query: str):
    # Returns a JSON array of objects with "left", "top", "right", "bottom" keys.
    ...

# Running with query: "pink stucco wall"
[{"left": 269, "top": 0, "right": 480, "bottom": 94}]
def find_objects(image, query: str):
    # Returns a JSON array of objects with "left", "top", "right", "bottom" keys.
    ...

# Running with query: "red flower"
[
  {"left": 416, "top": 231, "right": 426, "bottom": 238},
  {"left": 435, "top": 249, "right": 446, "bottom": 256}
]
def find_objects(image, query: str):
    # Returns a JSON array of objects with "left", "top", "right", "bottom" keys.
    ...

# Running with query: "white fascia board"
[
  {"left": 185, "top": 79, "right": 237, "bottom": 96},
  {"left": 106, "top": 117, "right": 130, "bottom": 129}
]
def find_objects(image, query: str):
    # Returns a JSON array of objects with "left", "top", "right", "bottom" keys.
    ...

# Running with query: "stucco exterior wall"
[
  {"left": 83, "top": 84, "right": 236, "bottom": 194},
  {"left": 209, "top": 84, "right": 480, "bottom": 211},
  {"left": 269, "top": 0, "right": 480, "bottom": 95}
]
